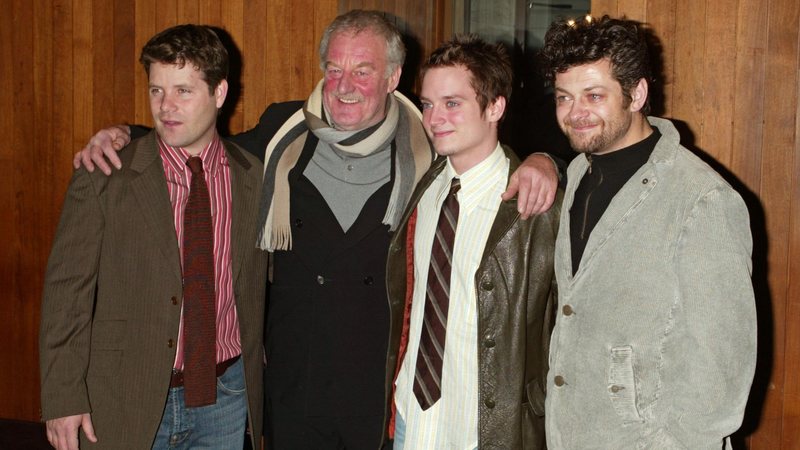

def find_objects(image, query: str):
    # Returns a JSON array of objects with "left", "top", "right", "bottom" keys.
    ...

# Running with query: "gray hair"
[{"left": 318, "top": 9, "right": 406, "bottom": 78}]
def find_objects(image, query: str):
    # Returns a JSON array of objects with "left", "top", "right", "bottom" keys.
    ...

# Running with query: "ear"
[
  {"left": 629, "top": 78, "right": 648, "bottom": 112},
  {"left": 486, "top": 96, "right": 507, "bottom": 123},
  {"left": 215, "top": 79, "right": 229, "bottom": 109},
  {"left": 386, "top": 66, "right": 402, "bottom": 93}
]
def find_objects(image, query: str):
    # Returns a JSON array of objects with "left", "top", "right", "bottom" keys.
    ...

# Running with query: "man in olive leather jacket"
[{"left": 382, "top": 35, "right": 559, "bottom": 450}]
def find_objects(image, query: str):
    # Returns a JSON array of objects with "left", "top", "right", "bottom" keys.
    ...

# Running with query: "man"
[
  {"left": 72, "top": 10, "right": 560, "bottom": 449},
  {"left": 39, "top": 25, "right": 267, "bottom": 450},
  {"left": 539, "top": 16, "right": 757, "bottom": 449},
  {"left": 383, "top": 34, "right": 558, "bottom": 450}
]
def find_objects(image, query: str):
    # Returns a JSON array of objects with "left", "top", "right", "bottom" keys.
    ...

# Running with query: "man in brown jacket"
[
  {"left": 39, "top": 25, "right": 267, "bottom": 449},
  {"left": 383, "top": 35, "right": 559, "bottom": 449}
]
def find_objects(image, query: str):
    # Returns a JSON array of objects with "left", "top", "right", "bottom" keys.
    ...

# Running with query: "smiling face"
[
  {"left": 148, "top": 62, "right": 227, "bottom": 156},
  {"left": 554, "top": 58, "right": 647, "bottom": 155},
  {"left": 420, "top": 65, "right": 504, "bottom": 174},
  {"left": 322, "top": 30, "right": 401, "bottom": 131}
]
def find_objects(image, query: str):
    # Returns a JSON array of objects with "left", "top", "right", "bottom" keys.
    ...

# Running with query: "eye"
[
  {"left": 588, "top": 93, "right": 603, "bottom": 102},
  {"left": 178, "top": 88, "right": 191, "bottom": 95},
  {"left": 354, "top": 70, "right": 368, "bottom": 77},
  {"left": 326, "top": 67, "right": 342, "bottom": 78},
  {"left": 446, "top": 100, "right": 459, "bottom": 108},
  {"left": 149, "top": 87, "right": 162, "bottom": 96},
  {"left": 555, "top": 95, "right": 570, "bottom": 104},
  {"left": 420, "top": 102, "right": 432, "bottom": 110}
]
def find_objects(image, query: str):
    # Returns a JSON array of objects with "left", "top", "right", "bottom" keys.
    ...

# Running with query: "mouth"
[
  {"left": 160, "top": 119, "right": 182, "bottom": 128},
  {"left": 431, "top": 129, "right": 454, "bottom": 138},
  {"left": 336, "top": 96, "right": 362, "bottom": 104},
  {"left": 568, "top": 121, "right": 598, "bottom": 132}
]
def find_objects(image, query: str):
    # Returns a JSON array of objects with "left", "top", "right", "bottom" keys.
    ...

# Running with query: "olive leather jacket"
[{"left": 381, "top": 147, "right": 560, "bottom": 449}]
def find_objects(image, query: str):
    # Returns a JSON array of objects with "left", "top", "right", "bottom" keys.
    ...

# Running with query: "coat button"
[
  {"left": 562, "top": 304, "right": 574, "bottom": 316},
  {"left": 363, "top": 276, "right": 374, "bottom": 285},
  {"left": 609, "top": 385, "right": 624, "bottom": 393},
  {"left": 294, "top": 218, "right": 303, "bottom": 228},
  {"left": 167, "top": 339, "right": 175, "bottom": 348},
  {"left": 484, "top": 336, "right": 496, "bottom": 348},
  {"left": 316, "top": 275, "right": 325, "bottom": 285},
  {"left": 484, "top": 399, "right": 496, "bottom": 409},
  {"left": 171, "top": 296, "right": 178, "bottom": 305},
  {"left": 642, "top": 178, "right": 649, "bottom": 184},
  {"left": 554, "top": 375, "right": 566, "bottom": 387},
  {"left": 481, "top": 280, "right": 494, "bottom": 291}
]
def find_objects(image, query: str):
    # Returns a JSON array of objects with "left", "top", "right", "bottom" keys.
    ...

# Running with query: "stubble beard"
[{"left": 566, "top": 113, "right": 632, "bottom": 155}]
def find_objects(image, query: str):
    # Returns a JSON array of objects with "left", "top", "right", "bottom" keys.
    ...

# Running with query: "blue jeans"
[{"left": 152, "top": 358, "right": 247, "bottom": 449}]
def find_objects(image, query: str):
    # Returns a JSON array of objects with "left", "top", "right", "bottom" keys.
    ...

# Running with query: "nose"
[
  {"left": 160, "top": 93, "right": 177, "bottom": 112},
  {"left": 568, "top": 97, "right": 589, "bottom": 121},
  {"left": 426, "top": 104, "right": 446, "bottom": 126},
  {"left": 337, "top": 72, "right": 354, "bottom": 94}
]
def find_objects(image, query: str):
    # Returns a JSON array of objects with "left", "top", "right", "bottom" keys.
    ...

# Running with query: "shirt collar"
[
  {"left": 441, "top": 142, "right": 508, "bottom": 215},
  {"left": 157, "top": 132, "right": 226, "bottom": 176}
]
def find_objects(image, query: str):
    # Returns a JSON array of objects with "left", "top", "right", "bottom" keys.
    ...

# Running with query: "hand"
[
  {"left": 45, "top": 413, "right": 97, "bottom": 450},
  {"left": 72, "top": 125, "right": 132, "bottom": 175},
  {"left": 502, "top": 153, "right": 559, "bottom": 219}
]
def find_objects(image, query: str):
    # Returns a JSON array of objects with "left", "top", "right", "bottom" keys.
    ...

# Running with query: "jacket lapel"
[
  {"left": 129, "top": 132, "right": 183, "bottom": 283},
  {"left": 480, "top": 148, "right": 521, "bottom": 264},
  {"left": 225, "top": 141, "right": 258, "bottom": 285}
]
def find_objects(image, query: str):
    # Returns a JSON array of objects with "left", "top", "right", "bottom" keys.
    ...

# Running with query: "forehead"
[
  {"left": 555, "top": 59, "right": 619, "bottom": 90},
  {"left": 327, "top": 30, "right": 388, "bottom": 64},
  {"left": 148, "top": 61, "right": 206, "bottom": 85},
  {"left": 421, "top": 66, "right": 476, "bottom": 98}
]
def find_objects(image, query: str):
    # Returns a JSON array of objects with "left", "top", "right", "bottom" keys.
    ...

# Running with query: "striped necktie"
[{"left": 413, "top": 177, "right": 460, "bottom": 410}]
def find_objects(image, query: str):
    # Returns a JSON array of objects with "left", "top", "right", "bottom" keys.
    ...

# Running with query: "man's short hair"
[
  {"left": 318, "top": 9, "right": 406, "bottom": 77},
  {"left": 422, "top": 34, "right": 513, "bottom": 118},
  {"left": 539, "top": 15, "right": 652, "bottom": 115},
  {"left": 140, "top": 24, "right": 229, "bottom": 94}
]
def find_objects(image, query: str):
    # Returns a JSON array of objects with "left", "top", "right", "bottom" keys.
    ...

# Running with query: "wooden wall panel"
[{"left": 0, "top": 0, "right": 338, "bottom": 422}]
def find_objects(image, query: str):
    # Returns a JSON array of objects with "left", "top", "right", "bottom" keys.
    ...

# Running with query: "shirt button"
[
  {"left": 610, "top": 385, "right": 624, "bottom": 393},
  {"left": 346, "top": 164, "right": 354, "bottom": 171},
  {"left": 484, "top": 337, "right": 496, "bottom": 348},
  {"left": 484, "top": 399, "right": 496, "bottom": 409},
  {"left": 562, "top": 304, "right": 574, "bottom": 316},
  {"left": 316, "top": 275, "right": 325, "bottom": 285},
  {"left": 171, "top": 296, "right": 178, "bottom": 305},
  {"left": 554, "top": 375, "right": 566, "bottom": 387},
  {"left": 642, "top": 178, "right": 649, "bottom": 184},
  {"left": 481, "top": 280, "right": 494, "bottom": 291},
  {"left": 294, "top": 218, "right": 303, "bottom": 228},
  {"left": 363, "top": 276, "right": 374, "bottom": 285},
  {"left": 167, "top": 339, "right": 175, "bottom": 348}
]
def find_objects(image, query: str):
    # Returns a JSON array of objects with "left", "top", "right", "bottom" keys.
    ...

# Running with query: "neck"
[{"left": 449, "top": 138, "right": 498, "bottom": 175}]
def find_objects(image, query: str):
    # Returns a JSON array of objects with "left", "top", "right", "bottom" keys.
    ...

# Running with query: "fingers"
[
  {"left": 73, "top": 126, "right": 130, "bottom": 175},
  {"left": 46, "top": 416, "right": 82, "bottom": 450},
  {"left": 501, "top": 172, "right": 519, "bottom": 201},
  {"left": 81, "top": 413, "right": 98, "bottom": 443}
]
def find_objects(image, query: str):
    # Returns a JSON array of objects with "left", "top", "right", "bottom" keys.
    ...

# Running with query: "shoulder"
[
  {"left": 223, "top": 138, "right": 263, "bottom": 172},
  {"left": 259, "top": 101, "right": 304, "bottom": 125}
]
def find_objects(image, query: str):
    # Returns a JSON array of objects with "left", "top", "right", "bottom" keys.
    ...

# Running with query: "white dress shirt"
[{"left": 395, "top": 143, "right": 509, "bottom": 449}]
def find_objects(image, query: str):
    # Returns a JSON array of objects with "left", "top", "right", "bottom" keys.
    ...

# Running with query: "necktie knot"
[
  {"left": 449, "top": 178, "right": 461, "bottom": 197},
  {"left": 187, "top": 156, "right": 204, "bottom": 175}
]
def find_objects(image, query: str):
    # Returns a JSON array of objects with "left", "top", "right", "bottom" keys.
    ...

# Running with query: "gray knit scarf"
[{"left": 256, "top": 80, "right": 433, "bottom": 251}]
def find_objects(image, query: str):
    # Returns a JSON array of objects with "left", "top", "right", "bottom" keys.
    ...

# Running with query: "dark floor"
[{"left": 0, "top": 419, "right": 50, "bottom": 450}]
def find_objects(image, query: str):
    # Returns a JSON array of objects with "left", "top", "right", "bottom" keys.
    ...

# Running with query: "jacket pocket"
[{"left": 608, "top": 345, "right": 644, "bottom": 424}]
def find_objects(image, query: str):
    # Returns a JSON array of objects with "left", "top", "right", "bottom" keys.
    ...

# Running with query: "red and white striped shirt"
[{"left": 157, "top": 133, "right": 241, "bottom": 369}]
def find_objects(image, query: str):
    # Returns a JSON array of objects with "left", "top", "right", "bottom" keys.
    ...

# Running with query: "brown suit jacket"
[{"left": 39, "top": 131, "right": 268, "bottom": 449}]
